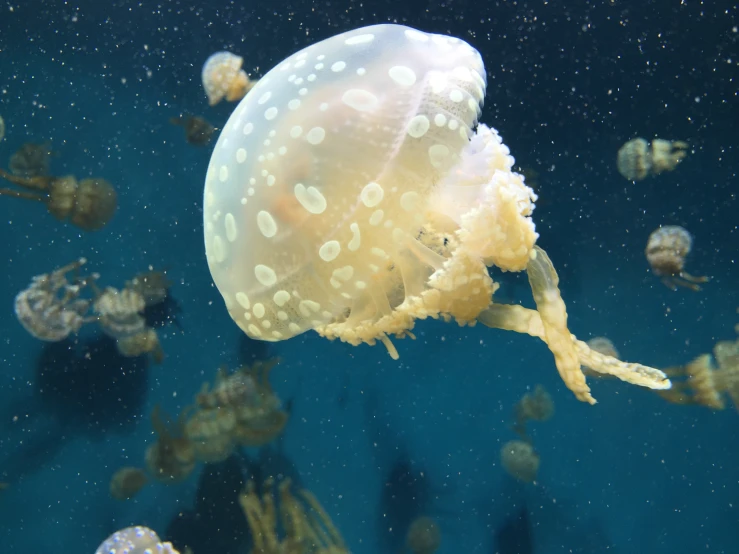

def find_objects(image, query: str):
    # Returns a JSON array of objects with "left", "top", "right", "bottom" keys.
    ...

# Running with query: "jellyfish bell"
[
  {"left": 645, "top": 225, "right": 709, "bottom": 291},
  {"left": 204, "top": 24, "right": 672, "bottom": 404},
  {"left": 202, "top": 51, "right": 254, "bottom": 106},
  {"left": 204, "top": 24, "right": 493, "bottom": 341}
]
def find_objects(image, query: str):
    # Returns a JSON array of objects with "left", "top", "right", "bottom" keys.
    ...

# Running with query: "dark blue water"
[{"left": 0, "top": 1, "right": 737, "bottom": 553}]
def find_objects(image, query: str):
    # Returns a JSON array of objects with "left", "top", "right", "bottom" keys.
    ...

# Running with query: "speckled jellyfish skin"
[
  {"left": 94, "top": 526, "right": 179, "bottom": 554},
  {"left": 204, "top": 24, "right": 486, "bottom": 343}
]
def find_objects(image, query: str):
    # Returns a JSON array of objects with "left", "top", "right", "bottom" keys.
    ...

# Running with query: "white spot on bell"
[
  {"left": 257, "top": 210, "right": 278, "bottom": 238},
  {"left": 255, "top": 265, "right": 278, "bottom": 287},
  {"left": 341, "top": 89, "right": 379, "bottom": 112},
  {"left": 388, "top": 66, "right": 417, "bottom": 87},
  {"left": 428, "top": 144, "right": 450, "bottom": 168},
  {"left": 306, "top": 127, "right": 326, "bottom": 145},
  {"left": 360, "top": 182, "right": 384, "bottom": 208},
  {"left": 294, "top": 183, "right": 327, "bottom": 214},
  {"left": 224, "top": 213, "right": 238, "bottom": 242},
  {"left": 319, "top": 240, "right": 341, "bottom": 262},
  {"left": 407, "top": 115, "right": 430, "bottom": 138}
]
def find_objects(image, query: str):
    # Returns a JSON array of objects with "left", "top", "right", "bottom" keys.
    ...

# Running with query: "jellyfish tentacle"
[
  {"left": 477, "top": 303, "right": 670, "bottom": 393},
  {"left": 0, "top": 187, "right": 45, "bottom": 202},
  {"left": 526, "top": 247, "right": 595, "bottom": 404},
  {"left": 0, "top": 168, "right": 52, "bottom": 191},
  {"left": 679, "top": 271, "right": 710, "bottom": 285}
]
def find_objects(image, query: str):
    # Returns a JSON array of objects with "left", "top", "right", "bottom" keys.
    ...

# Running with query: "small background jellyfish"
[
  {"left": 658, "top": 318, "right": 739, "bottom": 411},
  {"left": 405, "top": 516, "right": 441, "bottom": 554},
  {"left": 0, "top": 115, "right": 5, "bottom": 142},
  {"left": 201, "top": 51, "right": 256, "bottom": 106},
  {"left": 8, "top": 142, "right": 55, "bottom": 178},
  {"left": 170, "top": 114, "right": 216, "bottom": 146},
  {"left": 0, "top": 169, "right": 118, "bottom": 231},
  {"left": 645, "top": 225, "right": 709, "bottom": 291},
  {"left": 617, "top": 137, "right": 688, "bottom": 181},
  {"left": 501, "top": 385, "right": 554, "bottom": 483}
]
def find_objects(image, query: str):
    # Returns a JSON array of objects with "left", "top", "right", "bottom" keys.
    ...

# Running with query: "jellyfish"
[
  {"left": 586, "top": 336, "right": 620, "bottom": 359},
  {"left": 125, "top": 269, "right": 173, "bottom": 306},
  {"left": 0, "top": 115, "right": 5, "bottom": 142},
  {"left": 617, "top": 137, "right": 688, "bottom": 181},
  {"left": 512, "top": 384, "right": 554, "bottom": 439},
  {"left": 9, "top": 142, "right": 55, "bottom": 177},
  {"left": 239, "top": 478, "right": 348, "bottom": 554},
  {"left": 92, "top": 285, "right": 164, "bottom": 361},
  {"left": 170, "top": 114, "right": 216, "bottom": 146},
  {"left": 203, "top": 24, "right": 671, "bottom": 404},
  {"left": 0, "top": 169, "right": 117, "bottom": 231},
  {"left": 145, "top": 406, "right": 197, "bottom": 483},
  {"left": 500, "top": 440, "right": 540, "bottom": 483},
  {"left": 94, "top": 527, "right": 179, "bottom": 554},
  {"left": 93, "top": 286, "right": 148, "bottom": 338},
  {"left": 645, "top": 225, "right": 709, "bottom": 291},
  {"left": 201, "top": 51, "right": 256, "bottom": 106},
  {"left": 406, "top": 516, "right": 441, "bottom": 554},
  {"left": 15, "top": 258, "right": 97, "bottom": 341},
  {"left": 110, "top": 467, "right": 149, "bottom": 500}
]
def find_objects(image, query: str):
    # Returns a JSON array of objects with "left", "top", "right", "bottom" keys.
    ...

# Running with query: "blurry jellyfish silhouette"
[
  {"left": 110, "top": 467, "right": 149, "bottom": 500},
  {"left": 500, "top": 440, "right": 540, "bottom": 483},
  {"left": 406, "top": 516, "right": 441, "bottom": 554},
  {"left": 170, "top": 114, "right": 216, "bottom": 146},
  {"left": 586, "top": 336, "right": 620, "bottom": 359},
  {"left": 9, "top": 142, "right": 55, "bottom": 177},
  {"left": 202, "top": 52, "right": 256, "bottom": 106},
  {"left": 659, "top": 328, "right": 739, "bottom": 411},
  {"left": 203, "top": 23, "right": 671, "bottom": 405},
  {"left": 617, "top": 137, "right": 688, "bottom": 180},
  {"left": 0, "top": 115, "right": 4, "bottom": 141},
  {"left": 512, "top": 384, "right": 554, "bottom": 439},
  {"left": 645, "top": 225, "right": 709, "bottom": 291},
  {"left": 0, "top": 169, "right": 117, "bottom": 231}
]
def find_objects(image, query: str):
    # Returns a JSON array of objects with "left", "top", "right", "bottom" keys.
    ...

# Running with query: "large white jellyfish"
[{"left": 203, "top": 24, "right": 670, "bottom": 403}]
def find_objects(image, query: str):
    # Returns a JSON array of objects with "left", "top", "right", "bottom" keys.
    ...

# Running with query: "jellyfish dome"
[
  {"left": 203, "top": 24, "right": 525, "bottom": 346},
  {"left": 202, "top": 51, "right": 251, "bottom": 106}
]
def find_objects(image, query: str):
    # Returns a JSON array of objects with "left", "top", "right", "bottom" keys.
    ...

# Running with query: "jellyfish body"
[
  {"left": 204, "top": 24, "right": 672, "bottom": 403},
  {"left": 202, "top": 51, "right": 254, "bottom": 106},
  {"left": 646, "top": 225, "right": 709, "bottom": 291},
  {"left": 617, "top": 137, "right": 688, "bottom": 181},
  {"left": 0, "top": 115, "right": 4, "bottom": 142},
  {"left": 14, "top": 258, "right": 96, "bottom": 341},
  {"left": 204, "top": 24, "right": 496, "bottom": 346}
]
